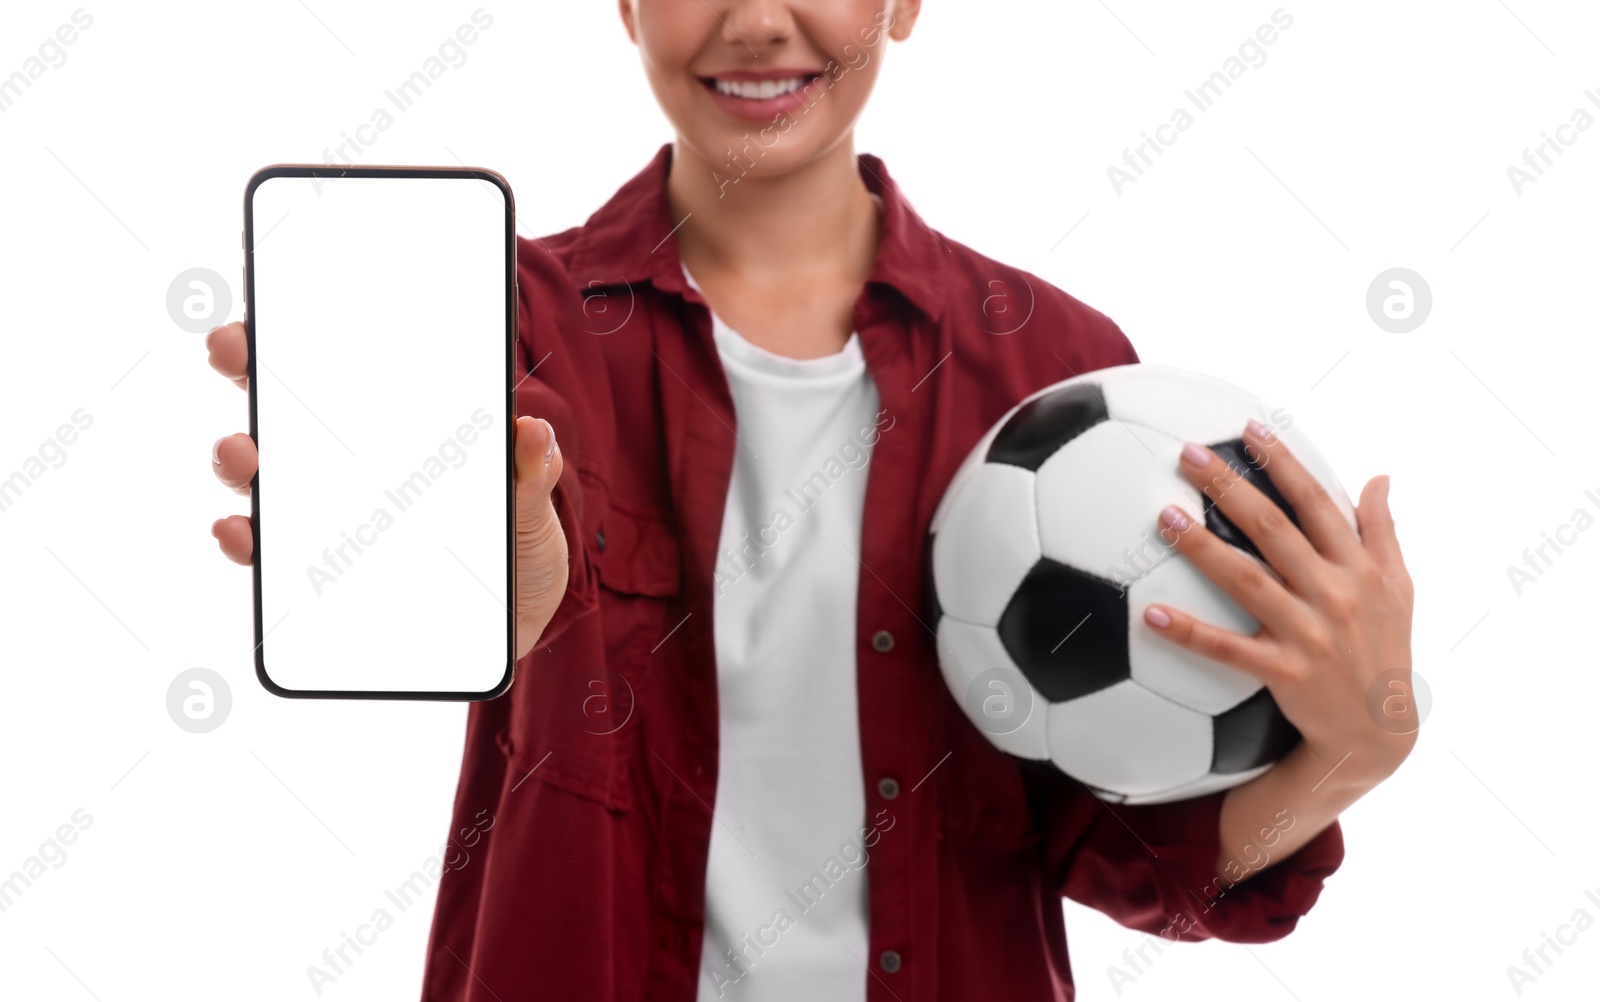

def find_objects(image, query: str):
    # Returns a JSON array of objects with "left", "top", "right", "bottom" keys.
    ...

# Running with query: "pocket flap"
[{"left": 596, "top": 503, "right": 683, "bottom": 597}]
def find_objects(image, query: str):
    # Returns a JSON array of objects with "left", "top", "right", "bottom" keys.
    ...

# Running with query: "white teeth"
[{"left": 714, "top": 76, "right": 807, "bottom": 100}]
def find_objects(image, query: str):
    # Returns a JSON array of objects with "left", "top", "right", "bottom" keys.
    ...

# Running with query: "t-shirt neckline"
[{"left": 681, "top": 261, "right": 864, "bottom": 382}]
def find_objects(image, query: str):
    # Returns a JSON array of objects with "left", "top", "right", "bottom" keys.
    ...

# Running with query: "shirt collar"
[{"left": 566, "top": 143, "right": 946, "bottom": 324}]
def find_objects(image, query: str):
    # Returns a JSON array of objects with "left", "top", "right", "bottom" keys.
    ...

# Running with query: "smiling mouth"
[{"left": 702, "top": 74, "right": 821, "bottom": 100}]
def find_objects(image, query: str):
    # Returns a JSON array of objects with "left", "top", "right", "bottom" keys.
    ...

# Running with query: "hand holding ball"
[{"left": 929, "top": 365, "right": 1357, "bottom": 804}]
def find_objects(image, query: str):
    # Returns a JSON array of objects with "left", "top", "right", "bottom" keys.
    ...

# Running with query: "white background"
[{"left": 0, "top": 1, "right": 1596, "bottom": 1000}]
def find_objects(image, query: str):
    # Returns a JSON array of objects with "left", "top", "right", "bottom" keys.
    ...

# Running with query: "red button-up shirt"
[{"left": 420, "top": 145, "right": 1343, "bottom": 1002}]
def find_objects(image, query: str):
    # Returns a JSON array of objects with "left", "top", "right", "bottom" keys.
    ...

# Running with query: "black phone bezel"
[{"left": 243, "top": 164, "right": 517, "bottom": 702}]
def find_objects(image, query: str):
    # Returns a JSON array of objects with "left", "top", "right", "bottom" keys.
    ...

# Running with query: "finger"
[
  {"left": 212, "top": 515, "right": 253, "bottom": 565},
  {"left": 1140, "top": 600, "right": 1284, "bottom": 681},
  {"left": 206, "top": 321, "right": 249, "bottom": 390},
  {"left": 1157, "top": 503, "right": 1309, "bottom": 641},
  {"left": 213, "top": 433, "right": 256, "bottom": 496},
  {"left": 1356, "top": 475, "right": 1406, "bottom": 574},
  {"left": 1239, "top": 419, "right": 1364, "bottom": 564},
  {"left": 1175, "top": 437, "right": 1325, "bottom": 597}
]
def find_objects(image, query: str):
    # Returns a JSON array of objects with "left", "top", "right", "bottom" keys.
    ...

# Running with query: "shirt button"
[
  {"left": 879, "top": 949, "right": 902, "bottom": 974},
  {"left": 877, "top": 776, "right": 900, "bottom": 800},
  {"left": 596, "top": 529, "right": 607, "bottom": 552},
  {"left": 870, "top": 630, "right": 895, "bottom": 653}
]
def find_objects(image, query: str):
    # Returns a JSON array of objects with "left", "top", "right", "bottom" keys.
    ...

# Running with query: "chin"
[{"left": 684, "top": 115, "right": 850, "bottom": 181}]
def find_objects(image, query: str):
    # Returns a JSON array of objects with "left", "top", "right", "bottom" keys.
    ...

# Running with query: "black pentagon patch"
[
  {"left": 1201, "top": 437, "right": 1303, "bottom": 563},
  {"left": 1212, "top": 687, "right": 1301, "bottom": 774},
  {"left": 986, "top": 382, "right": 1109, "bottom": 471},
  {"left": 996, "top": 558, "right": 1129, "bottom": 703}
]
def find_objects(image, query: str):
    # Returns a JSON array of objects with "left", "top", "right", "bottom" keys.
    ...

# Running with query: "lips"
[{"left": 698, "top": 70, "right": 825, "bottom": 123}]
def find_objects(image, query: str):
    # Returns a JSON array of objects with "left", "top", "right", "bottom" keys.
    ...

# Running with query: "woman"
[{"left": 207, "top": 1, "right": 1416, "bottom": 998}]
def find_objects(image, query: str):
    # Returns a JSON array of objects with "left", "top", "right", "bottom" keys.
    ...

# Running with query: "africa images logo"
[
  {"left": 712, "top": 408, "right": 895, "bottom": 595},
  {"left": 705, "top": 809, "right": 897, "bottom": 998},
  {"left": 304, "top": 409, "right": 494, "bottom": 596}
]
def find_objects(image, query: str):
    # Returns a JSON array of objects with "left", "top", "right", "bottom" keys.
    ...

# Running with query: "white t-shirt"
[{"left": 686, "top": 265, "right": 877, "bottom": 1002}]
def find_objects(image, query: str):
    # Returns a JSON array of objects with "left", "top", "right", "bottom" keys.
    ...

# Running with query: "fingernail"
[
  {"left": 212, "top": 438, "right": 223, "bottom": 465},
  {"left": 1181, "top": 441, "right": 1210, "bottom": 467},
  {"left": 1144, "top": 606, "right": 1171, "bottom": 628},
  {"left": 1246, "top": 418, "right": 1271, "bottom": 439},
  {"left": 542, "top": 419, "right": 556, "bottom": 461},
  {"left": 1378, "top": 474, "right": 1391, "bottom": 501},
  {"left": 1160, "top": 505, "right": 1191, "bottom": 531}
]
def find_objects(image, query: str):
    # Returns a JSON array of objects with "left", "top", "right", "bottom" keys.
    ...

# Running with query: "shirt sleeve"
[
  {"left": 509, "top": 240, "right": 612, "bottom": 647},
  {"left": 422, "top": 238, "right": 611, "bottom": 997},
  {"left": 420, "top": 687, "right": 510, "bottom": 1000},
  {"left": 1042, "top": 778, "right": 1344, "bottom": 944},
  {"left": 514, "top": 331, "right": 596, "bottom": 646},
  {"left": 1033, "top": 306, "right": 1341, "bottom": 941}
]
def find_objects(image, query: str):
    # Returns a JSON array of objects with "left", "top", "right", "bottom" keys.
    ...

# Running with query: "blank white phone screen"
[{"left": 249, "top": 173, "right": 510, "bottom": 696}]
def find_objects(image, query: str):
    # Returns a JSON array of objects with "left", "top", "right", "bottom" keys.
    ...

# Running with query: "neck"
[{"left": 666, "top": 137, "right": 879, "bottom": 280}]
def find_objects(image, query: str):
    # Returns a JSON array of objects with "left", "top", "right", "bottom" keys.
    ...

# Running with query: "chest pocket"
[
  {"left": 503, "top": 496, "right": 683, "bottom": 813},
  {"left": 593, "top": 500, "right": 684, "bottom": 736},
  {"left": 596, "top": 500, "right": 683, "bottom": 598},
  {"left": 593, "top": 500, "right": 684, "bottom": 741}
]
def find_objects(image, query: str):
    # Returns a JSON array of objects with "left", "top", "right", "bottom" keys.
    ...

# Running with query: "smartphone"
[{"left": 243, "top": 165, "right": 516, "bottom": 700}]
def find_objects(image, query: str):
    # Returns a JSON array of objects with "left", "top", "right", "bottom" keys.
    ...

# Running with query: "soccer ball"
[{"left": 929, "top": 364, "right": 1357, "bottom": 805}]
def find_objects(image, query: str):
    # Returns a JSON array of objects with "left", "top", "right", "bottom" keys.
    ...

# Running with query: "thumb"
[
  {"left": 511, "top": 416, "right": 569, "bottom": 659},
  {"left": 514, "top": 416, "right": 563, "bottom": 535},
  {"left": 1356, "top": 474, "right": 1403, "bottom": 572}
]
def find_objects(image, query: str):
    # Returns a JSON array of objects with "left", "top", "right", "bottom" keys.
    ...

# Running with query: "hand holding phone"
[
  {"left": 208, "top": 166, "right": 568, "bottom": 699},
  {"left": 208, "top": 362, "right": 569, "bottom": 663}
]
